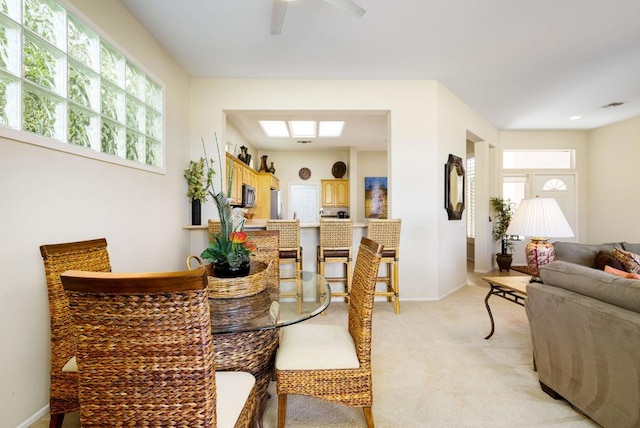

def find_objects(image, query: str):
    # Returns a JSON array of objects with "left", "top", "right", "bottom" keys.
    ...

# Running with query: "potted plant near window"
[
  {"left": 490, "top": 196, "right": 516, "bottom": 271},
  {"left": 184, "top": 157, "right": 214, "bottom": 225}
]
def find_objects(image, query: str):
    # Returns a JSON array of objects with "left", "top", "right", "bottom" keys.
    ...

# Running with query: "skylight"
[
  {"left": 259, "top": 120, "right": 345, "bottom": 138},
  {"left": 259, "top": 121, "right": 290, "bottom": 137},
  {"left": 319, "top": 121, "right": 344, "bottom": 137},
  {"left": 289, "top": 121, "right": 316, "bottom": 138}
]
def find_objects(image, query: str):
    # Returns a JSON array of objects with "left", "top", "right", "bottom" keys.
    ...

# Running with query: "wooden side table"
[{"left": 482, "top": 276, "right": 530, "bottom": 339}]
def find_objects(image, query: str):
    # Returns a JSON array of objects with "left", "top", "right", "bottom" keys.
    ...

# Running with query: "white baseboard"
[{"left": 17, "top": 404, "right": 49, "bottom": 428}]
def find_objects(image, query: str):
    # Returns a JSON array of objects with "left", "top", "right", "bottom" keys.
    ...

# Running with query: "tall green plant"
[{"left": 490, "top": 196, "right": 516, "bottom": 255}]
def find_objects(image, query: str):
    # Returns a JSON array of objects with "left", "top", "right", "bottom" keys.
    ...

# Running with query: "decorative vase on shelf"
[
  {"left": 238, "top": 146, "right": 248, "bottom": 163},
  {"left": 191, "top": 199, "right": 201, "bottom": 226},
  {"left": 259, "top": 155, "right": 269, "bottom": 172},
  {"left": 268, "top": 162, "right": 275, "bottom": 174}
]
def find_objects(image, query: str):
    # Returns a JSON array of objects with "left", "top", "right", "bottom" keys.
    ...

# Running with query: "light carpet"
[{"left": 32, "top": 284, "right": 598, "bottom": 428}]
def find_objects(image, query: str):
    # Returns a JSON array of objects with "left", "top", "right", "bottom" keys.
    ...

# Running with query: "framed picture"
[{"left": 365, "top": 177, "right": 388, "bottom": 219}]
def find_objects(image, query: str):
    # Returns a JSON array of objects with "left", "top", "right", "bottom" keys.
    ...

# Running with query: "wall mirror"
[{"left": 444, "top": 154, "right": 465, "bottom": 220}]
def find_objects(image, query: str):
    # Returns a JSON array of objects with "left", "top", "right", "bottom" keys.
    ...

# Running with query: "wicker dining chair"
[
  {"left": 367, "top": 219, "right": 402, "bottom": 314},
  {"left": 266, "top": 219, "right": 302, "bottom": 276},
  {"left": 276, "top": 237, "right": 383, "bottom": 428},
  {"left": 39, "top": 238, "right": 112, "bottom": 428},
  {"left": 317, "top": 218, "right": 354, "bottom": 302},
  {"left": 61, "top": 268, "right": 257, "bottom": 428}
]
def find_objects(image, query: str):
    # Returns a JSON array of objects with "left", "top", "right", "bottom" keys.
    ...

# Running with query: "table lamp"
[{"left": 505, "top": 196, "right": 574, "bottom": 283}]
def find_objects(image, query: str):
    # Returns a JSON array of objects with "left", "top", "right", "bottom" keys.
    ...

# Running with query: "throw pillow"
[
  {"left": 613, "top": 247, "right": 640, "bottom": 273},
  {"left": 595, "top": 251, "right": 625, "bottom": 271},
  {"left": 604, "top": 265, "right": 640, "bottom": 280}
]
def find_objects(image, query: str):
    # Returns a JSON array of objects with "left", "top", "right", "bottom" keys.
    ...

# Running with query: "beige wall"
[
  {"left": 189, "top": 79, "right": 500, "bottom": 302},
  {"left": 587, "top": 116, "right": 640, "bottom": 244},
  {"left": 0, "top": 0, "right": 191, "bottom": 425}
]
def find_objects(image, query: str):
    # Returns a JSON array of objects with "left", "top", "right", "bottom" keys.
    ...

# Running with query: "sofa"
[{"left": 525, "top": 241, "right": 640, "bottom": 428}]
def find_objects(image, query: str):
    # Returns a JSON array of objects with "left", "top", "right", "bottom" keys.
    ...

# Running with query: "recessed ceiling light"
[
  {"left": 569, "top": 115, "right": 582, "bottom": 121},
  {"left": 289, "top": 121, "right": 316, "bottom": 138},
  {"left": 319, "top": 121, "right": 344, "bottom": 137},
  {"left": 259, "top": 120, "right": 289, "bottom": 137}
]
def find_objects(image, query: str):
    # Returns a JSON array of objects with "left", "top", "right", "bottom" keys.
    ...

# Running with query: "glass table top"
[{"left": 209, "top": 270, "right": 331, "bottom": 334}]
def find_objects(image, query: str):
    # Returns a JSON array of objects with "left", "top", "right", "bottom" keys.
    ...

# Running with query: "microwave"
[{"left": 241, "top": 184, "right": 256, "bottom": 208}]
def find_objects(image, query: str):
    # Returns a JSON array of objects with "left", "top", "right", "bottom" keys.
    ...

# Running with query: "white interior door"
[
  {"left": 289, "top": 184, "right": 318, "bottom": 223},
  {"left": 532, "top": 174, "right": 577, "bottom": 242}
]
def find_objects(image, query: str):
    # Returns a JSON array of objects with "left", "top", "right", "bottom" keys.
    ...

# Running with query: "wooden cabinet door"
[
  {"left": 335, "top": 180, "right": 349, "bottom": 206},
  {"left": 322, "top": 180, "right": 336, "bottom": 206}
]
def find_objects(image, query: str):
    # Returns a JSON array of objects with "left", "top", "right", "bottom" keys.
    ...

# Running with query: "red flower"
[
  {"left": 244, "top": 241, "right": 256, "bottom": 252},
  {"left": 229, "top": 231, "right": 248, "bottom": 244}
]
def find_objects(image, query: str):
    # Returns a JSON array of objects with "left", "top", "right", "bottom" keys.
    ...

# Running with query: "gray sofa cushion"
[
  {"left": 539, "top": 260, "right": 640, "bottom": 314},
  {"left": 552, "top": 241, "right": 621, "bottom": 267},
  {"left": 622, "top": 242, "right": 640, "bottom": 255}
]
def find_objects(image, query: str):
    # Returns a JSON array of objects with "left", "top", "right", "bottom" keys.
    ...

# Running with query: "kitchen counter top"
[{"left": 183, "top": 220, "right": 367, "bottom": 229}]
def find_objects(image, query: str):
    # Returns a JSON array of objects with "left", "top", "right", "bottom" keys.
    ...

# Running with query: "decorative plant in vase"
[
  {"left": 489, "top": 196, "right": 517, "bottom": 271},
  {"left": 184, "top": 157, "right": 214, "bottom": 225},
  {"left": 199, "top": 134, "right": 255, "bottom": 277}
]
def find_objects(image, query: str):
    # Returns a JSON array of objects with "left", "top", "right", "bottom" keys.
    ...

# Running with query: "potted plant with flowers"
[{"left": 199, "top": 135, "right": 255, "bottom": 277}]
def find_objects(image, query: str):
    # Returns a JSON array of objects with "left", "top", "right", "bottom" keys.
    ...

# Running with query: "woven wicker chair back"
[
  {"left": 320, "top": 218, "right": 353, "bottom": 249},
  {"left": 367, "top": 219, "right": 401, "bottom": 249},
  {"left": 60, "top": 269, "right": 229, "bottom": 427},
  {"left": 208, "top": 219, "right": 222, "bottom": 242},
  {"left": 39, "top": 238, "right": 112, "bottom": 417},
  {"left": 348, "top": 237, "right": 384, "bottom": 367},
  {"left": 248, "top": 230, "right": 280, "bottom": 290},
  {"left": 266, "top": 219, "right": 300, "bottom": 249}
]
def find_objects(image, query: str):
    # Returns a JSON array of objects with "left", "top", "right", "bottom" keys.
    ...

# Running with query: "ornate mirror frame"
[{"left": 444, "top": 154, "right": 465, "bottom": 220}]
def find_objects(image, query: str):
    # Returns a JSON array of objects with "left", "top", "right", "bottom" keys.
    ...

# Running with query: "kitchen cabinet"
[
  {"left": 226, "top": 153, "right": 258, "bottom": 205},
  {"left": 253, "top": 172, "right": 279, "bottom": 219},
  {"left": 321, "top": 179, "right": 349, "bottom": 207}
]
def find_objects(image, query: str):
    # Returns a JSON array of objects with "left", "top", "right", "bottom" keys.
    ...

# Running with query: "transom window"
[
  {"left": 0, "top": 0, "right": 164, "bottom": 169},
  {"left": 503, "top": 150, "right": 573, "bottom": 169}
]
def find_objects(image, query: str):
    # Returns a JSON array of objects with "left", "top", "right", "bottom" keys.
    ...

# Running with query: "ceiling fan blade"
[
  {"left": 271, "top": 0, "right": 288, "bottom": 35},
  {"left": 322, "top": 0, "right": 366, "bottom": 18}
]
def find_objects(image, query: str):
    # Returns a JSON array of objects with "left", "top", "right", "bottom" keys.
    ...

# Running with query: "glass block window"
[{"left": 0, "top": 0, "right": 164, "bottom": 169}]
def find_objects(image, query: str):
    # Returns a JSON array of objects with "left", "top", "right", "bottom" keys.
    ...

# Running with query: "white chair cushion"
[
  {"left": 275, "top": 324, "right": 360, "bottom": 370},
  {"left": 62, "top": 356, "right": 77, "bottom": 373},
  {"left": 215, "top": 371, "right": 255, "bottom": 428}
]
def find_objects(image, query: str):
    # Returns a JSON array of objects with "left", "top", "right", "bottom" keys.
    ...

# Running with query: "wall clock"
[{"left": 298, "top": 167, "right": 311, "bottom": 180}]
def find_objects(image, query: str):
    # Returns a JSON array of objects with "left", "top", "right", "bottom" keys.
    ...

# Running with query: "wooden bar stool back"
[
  {"left": 39, "top": 238, "right": 112, "bottom": 428},
  {"left": 318, "top": 218, "right": 353, "bottom": 302},
  {"left": 266, "top": 219, "right": 302, "bottom": 277},
  {"left": 367, "top": 219, "right": 402, "bottom": 314},
  {"left": 247, "top": 229, "right": 280, "bottom": 293}
]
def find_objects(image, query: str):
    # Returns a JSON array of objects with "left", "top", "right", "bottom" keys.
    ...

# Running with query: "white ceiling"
[{"left": 120, "top": 0, "right": 640, "bottom": 151}]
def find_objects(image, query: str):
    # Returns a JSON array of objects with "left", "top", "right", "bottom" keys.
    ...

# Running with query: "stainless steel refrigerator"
[{"left": 270, "top": 189, "right": 283, "bottom": 219}]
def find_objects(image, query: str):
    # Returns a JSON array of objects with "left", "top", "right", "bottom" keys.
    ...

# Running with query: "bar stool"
[
  {"left": 317, "top": 218, "right": 353, "bottom": 303},
  {"left": 207, "top": 219, "right": 221, "bottom": 241},
  {"left": 367, "top": 219, "right": 402, "bottom": 314},
  {"left": 266, "top": 219, "right": 302, "bottom": 278}
]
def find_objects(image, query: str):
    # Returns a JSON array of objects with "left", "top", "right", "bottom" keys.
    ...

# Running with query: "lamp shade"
[{"left": 506, "top": 197, "right": 574, "bottom": 239}]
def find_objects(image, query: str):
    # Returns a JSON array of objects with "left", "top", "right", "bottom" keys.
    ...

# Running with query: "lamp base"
[{"left": 526, "top": 238, "right": 555, "bottom": 283}]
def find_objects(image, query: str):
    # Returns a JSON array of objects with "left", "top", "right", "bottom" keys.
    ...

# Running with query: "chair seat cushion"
[
  {"left": 216, "top": 371, "right": 255, "bottom": 428},
  {"left": 275, "top": 324, "right": 360, "bottom": 370},
  {"left": 320, "top": 249, "right": 350, "bottom": 258},
  {"left": 62, "top": 356, "right": 77, "bottom": 373},
  {"left": 380, "top": 249, "right": 397, "bottom": 258}
]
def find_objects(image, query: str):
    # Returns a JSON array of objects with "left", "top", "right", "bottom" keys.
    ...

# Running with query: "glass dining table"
[{"left": 207, "top": 270, "right": 331, "bottom": 427}]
